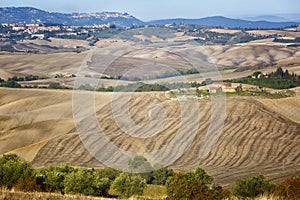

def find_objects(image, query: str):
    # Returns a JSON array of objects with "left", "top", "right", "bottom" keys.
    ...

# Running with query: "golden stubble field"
[
  {"left": 1, "top": 33, "right": 300, "bottom": 185},
  {"left": 0, "top": 87, "right": 299, "bottom": 185},
  {"left": 1, "top": 35, "right": 300, "bottom": 83}
]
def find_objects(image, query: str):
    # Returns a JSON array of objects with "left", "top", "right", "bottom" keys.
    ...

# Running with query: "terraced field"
[{"left": 0, "top": 87, "right": 299, "bottom": 185}]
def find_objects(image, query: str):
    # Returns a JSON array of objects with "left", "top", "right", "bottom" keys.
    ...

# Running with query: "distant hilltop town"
[
  {"left": 0, "top": 22, "right": 113, "bottom": 41},
  {"left": 71, "top": 12, "right": 133, "bottom": 19}
]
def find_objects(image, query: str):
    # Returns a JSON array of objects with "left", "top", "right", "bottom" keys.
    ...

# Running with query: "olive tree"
[
  {"left": 64, "top": 168, "right": 110, "bottom": 197},
  {"left": 232, "top": 175, "right": 275, "bottom": 198},
  {"left": 0, "top": 154, "right": 35, "bottom": 189},
  {"left": 111, "top": 172, "right": 146, "bottom": 198}
]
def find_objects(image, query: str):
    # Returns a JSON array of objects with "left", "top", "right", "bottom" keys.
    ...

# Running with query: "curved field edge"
[{"left": 0, "top": 88, "right": 299, "bottom": 185}]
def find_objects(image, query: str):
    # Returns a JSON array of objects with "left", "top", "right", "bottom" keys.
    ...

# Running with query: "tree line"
[
  {"left": 230, "top": 67, "right": 300, "bottom": 89},
  {"left": 0, "top": 75, "right": 43, "bottom": 88},
  {"left": 0, "top": 154, "right": 299, "bottom": 199}
]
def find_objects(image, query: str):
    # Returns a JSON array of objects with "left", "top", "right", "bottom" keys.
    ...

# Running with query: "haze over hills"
[
  {"left": 243, "top": 14, "right": 300, "bottom": 23},
  {"left": 147, "top": 16, "right": 299, "bottom": 29},
  {"left": 0, "top": 7, "right": 299, "bottom": 29},
  {"left": 0, "top": 7, "right": 144, "bottom": 27}
]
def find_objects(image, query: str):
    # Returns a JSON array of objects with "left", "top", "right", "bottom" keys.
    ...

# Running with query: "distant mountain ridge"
[
  {"left": 0, "top": 7, "right": 143, "bottom": 27},
  {"left": 147, "top": 16, "right": 299, "bottom": 29},
  {"left": 0, "top": 7, "right": 299, "bottom": 29},
  {"left": 243, "top": 14, "right": 300, "bottom": 23}
]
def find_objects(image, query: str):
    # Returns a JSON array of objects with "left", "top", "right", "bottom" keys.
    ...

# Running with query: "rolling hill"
[
  {"left": 147, "top": 16, "right": 299, "bottom": 29},
  {"left": 0, "top": 7, "right": 298, "bottom": 29},
  {"left": 0, "top": 7, "right": 143, "bottom": 27},
  {"left": 0, "top": 88, "right": 299, "bottom": 185}
]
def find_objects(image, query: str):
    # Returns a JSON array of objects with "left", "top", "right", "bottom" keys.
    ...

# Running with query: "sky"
[{"left": 0, "top": 0, "right": 299, "bottom": 21}]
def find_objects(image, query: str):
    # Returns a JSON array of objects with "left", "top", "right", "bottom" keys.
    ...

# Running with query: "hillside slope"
[{"left": 0, "top": 88, "right": 299, "bottom": 184}]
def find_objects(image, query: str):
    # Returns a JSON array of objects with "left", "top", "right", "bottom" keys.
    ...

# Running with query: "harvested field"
[{"left": 0, "top": 88, "right": 299, "bottom": 185}]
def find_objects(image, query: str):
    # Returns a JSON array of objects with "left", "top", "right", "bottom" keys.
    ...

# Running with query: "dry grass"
[
  {"left": 246, "top": 30, "right": 300, "bottom": 38},
  {"left": 227, "top": 194, "right": 285, "bottom": 200},
  {"left": 0, "top": 188, "right": 287, "bottom": 200},
  {"left": 0, "top": 88, "right": 111, "bottom": 167},
  {"left": 208, "top": 28, "right": 242, "bottom": 34},
  {"left": 0, "top": 189, "right": 118, "bottom": 200},
  {"left": 20, "top": 37, "right": 90, "bottom": 49},
  {"left": 0, "top": 51, "right": 88, "bottom": 77},
  {"left": 1, "top": 37, "right": 300, "bottom": 82},
  {"left": 142, "top": 185, "right": 167, "bottom": 199}
]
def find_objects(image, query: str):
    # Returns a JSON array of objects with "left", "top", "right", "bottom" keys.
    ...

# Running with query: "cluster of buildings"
[
  {"left": 208, "top": 82, "right": 241, "bottom": 93},
  {"left": 0, "top": 23, "right": 112, "bottom": 40},
  {"left": 71, "top": 12, "right": 132, "bottom": 19},
  {"left": 3, "top": 23, "right": 61, "bottom": 34}
]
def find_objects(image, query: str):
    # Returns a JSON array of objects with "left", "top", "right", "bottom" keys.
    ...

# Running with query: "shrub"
[
  {"left": 64, "top": 168, "right": 110, "bottom": 197},
  {"left": 128, "top": 156, "right": 153, "bottom": 173},
  {"left": 14, "top": 178, "right": 41, "bottom": 192},
  {"left": 95, "top": 167, "right": 121, "bottom": 184},
  {"left": 152, "top": 167, "right": 174, "bottom": 185},
  {"left": 232, "top": 175, "right": 275, "bottom": 198},
  {"left": 165, "top": 167, "right": 228, "bottom": 200},
  {"left": 48, "top": 82, "right": 63, "bottom": 89},
  {"left": 0, "top": 154, "right": 35, "bottom": 189},
  {"left": 36, "top": 164, "right": 75, "bottom": 194},
  {"left": 273, "top": 174, "right": 300, "bottom": 200},
  {"left": 0, "top": 80, "right": 21, "bottom": 88},
  {"left": 111, "top": 173, "right": 146, "bottom": 198}
]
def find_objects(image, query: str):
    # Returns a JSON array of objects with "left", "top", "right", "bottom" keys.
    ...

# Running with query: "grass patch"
[
  {"left": 226, "top": 90, "right": 295, "bottom": 99},
  {"left": 142, "top": 185, "right": 166, "bottom": 200},
  {"left": 0, "top": 189, "right": 117, "bottom": 200}
]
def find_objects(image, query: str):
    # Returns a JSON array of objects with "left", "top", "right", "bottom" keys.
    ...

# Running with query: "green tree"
[
  {"left": 0, "top": 80, "right": 21, "bottom": 88},
  {"left": 128, "top": 155, "right": 153, "bottom": 173},
  {"left": 166, "top": 167, "right": 228, "bottom": 200},
  {"left": 64, "top": 168, "right": 110, "bottom": 197},
  {"left": 36, "top": 164, "right": 75, "bottom": 194},
  {"left": 111, "top": 173, "right": 146, "bottom": 198},
  {"left": 95, "top": 167, "right": 121, "bottom": 184},
  {"left": 48, "top": 82, "right": 63, "bottom": 89},
  {"left": 253, "top": 71, "right": 262, "bottom": 78},
  {"left": 232, "top": 175, "right": 275, "bottom": 198},
  {"left": 152, "top": 166, "right": 174, "bottom": 185},
  {"left": 0, "top": 154, "right": 35, "bottom": 189},
  {"left": 78, "top": 83, "right": 95, "bottom": 91}
]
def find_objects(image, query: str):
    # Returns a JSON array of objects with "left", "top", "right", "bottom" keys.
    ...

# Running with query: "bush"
[
  {"left": 64, "top": 168, "right": 110, "bottom": 197},
  {"left": 165, "top": 167, "right": 229, "bottom": 200},
  {"left": 78, "top": 84, "right": 95, "bottom": 91},
  {"left": 152, "top": 167, "right": 174, "bottom": 185},
  {"left": 273, "top": 174, "right": 300, "bottom": 200},
  {"left": 111, "top": 173, "right": 146, "bottom": 198},
  {"left": 14, "top": 178, "right": 41, "bottom": 192},
  {"left": 36, "top": 164, "right": 75, "bottom": 194},
  {"left": 0, "top": 154, "right": 35, "bottom": 189},
  {"left": 95, "top": 167, "right": 121, "bottom": 185},
  {"left": 128, "top": 156, "right": 153, "bottom": 173},
  {"left": 0, "top": 80, "right": 21, "bottom": 88},
  {"left": 232, "top": 175, "right": 275, "bottom": 198},
  {"left": 48, "top": 82, "right": 63, "bottom": 89}
]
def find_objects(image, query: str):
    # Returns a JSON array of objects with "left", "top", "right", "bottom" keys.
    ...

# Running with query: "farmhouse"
[
  {"left": 209, "top": 82, "right": 237, "bottom": 93},
  {"left": 209, "top": 86, "right": 222, "bottom": 93}
]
